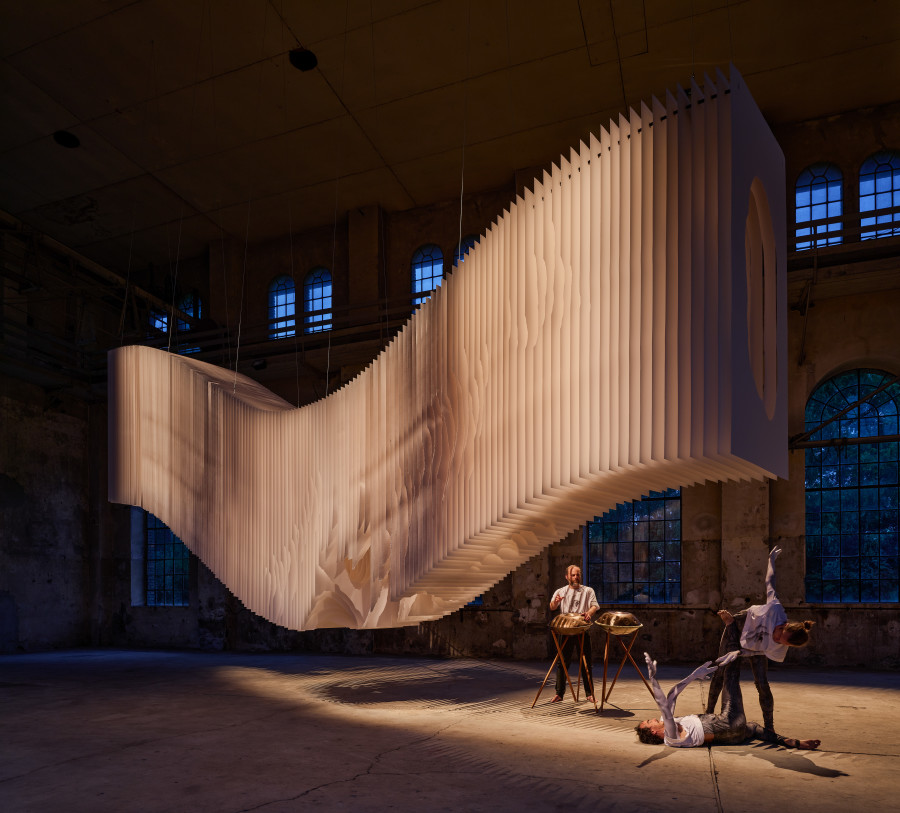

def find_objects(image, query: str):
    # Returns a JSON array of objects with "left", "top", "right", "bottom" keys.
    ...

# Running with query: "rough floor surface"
[{"left": 1, "top": 649, "right": 897, "bottom": 812}]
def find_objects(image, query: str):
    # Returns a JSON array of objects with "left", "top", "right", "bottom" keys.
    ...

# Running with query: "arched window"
[
  {"left": 453, "top": 234, "right": 478, "bottom": 268},
  {"left": 149, "top": 308, "right": 168, "bottom": 334},
  {"left": 804, "top": 369, "right": 900, "bottom": 603},
  {"left": 585, "top": 489, "right": 682, "bottom": 604},
  {"left": 860, "top": 150, "right": 900, "bottom": 240},
  {"left": 411, "top": 244, "right": 444, "bottom": 305},
  {"left": 176, "top": 291, "right": 202, "bottom": 331},
  {"left": 268, "top": 275, "right": 296, "bottom": 339},
  {"left": 176, "top": 292, "right": 201, "bottom": 353},
  {"left": 304, "top": 267, "right": 332, "bottom": 333},
  {"left": 795, "top": 163, "right": 842, "bottom": 250}
]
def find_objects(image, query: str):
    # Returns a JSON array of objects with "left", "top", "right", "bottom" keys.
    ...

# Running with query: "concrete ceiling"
[{"left": 2, "top": 0, "right": 899, "bottom": 276}]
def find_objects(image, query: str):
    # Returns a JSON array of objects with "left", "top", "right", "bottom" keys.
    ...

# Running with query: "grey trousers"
[
  {"left": 705, "top": 620, "right": 775, "bottom": 730},
  {"left": 698, "top": 622, "right": 788, "bottom": 746}
]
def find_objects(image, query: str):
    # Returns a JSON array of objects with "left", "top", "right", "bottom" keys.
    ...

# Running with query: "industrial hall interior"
[{"left": 1, "top": 1, "right": 899, "bottom": 812}]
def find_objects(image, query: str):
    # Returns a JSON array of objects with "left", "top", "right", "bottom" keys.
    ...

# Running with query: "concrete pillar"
[
  {"left": 347, "top": 205, "right": 382, "bottom": 325},
  {"left": 721, "top": 479, "right": 771, "bottom": 608}
]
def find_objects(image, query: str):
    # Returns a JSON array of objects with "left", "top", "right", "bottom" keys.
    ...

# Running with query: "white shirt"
[
  {"left": 551, "top": 584, "right": 599, "bottom": 615},
  {"left": 740, "top": 599, "right": 789, "bottom": 662},
  {"left": 664, "top": 715, "right": 706, "bottom": 748}
]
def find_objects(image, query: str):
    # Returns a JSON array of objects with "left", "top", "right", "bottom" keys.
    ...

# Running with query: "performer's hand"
[
  {"left": 717, "top": 609, "right": 734, "bottom": 625},
  {"left": 582, "top": 612, "right": 591, "bottom": 621},
  {"left": 644, "top": 652, "right": 657, "bottom": 679},
  {"left": 715, "top": 650, "right": 740, "bottom": 666},
  {"left": 686, "top": 660, "right": 717, "bottom": 682},
  {"left": 769, "top": 546, "right": 782, "bottom": 562}
]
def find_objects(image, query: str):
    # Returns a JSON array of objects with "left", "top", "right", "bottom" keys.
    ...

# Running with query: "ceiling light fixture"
[
  {"left": 289, "top": 47, "right": 317, "bottom": 71},
  {"left": 53, "top": 130, "right": 80, "bottom": 148}
]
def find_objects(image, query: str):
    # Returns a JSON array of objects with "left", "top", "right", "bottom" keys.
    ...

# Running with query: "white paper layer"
[{"left": 108, "top": 67, "right": 787, "bottom": 630}]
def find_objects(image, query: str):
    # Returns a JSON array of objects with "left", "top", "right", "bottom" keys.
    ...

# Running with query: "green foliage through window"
[{"left": 804, "top": 369, "right": 900, "bottom": 602}]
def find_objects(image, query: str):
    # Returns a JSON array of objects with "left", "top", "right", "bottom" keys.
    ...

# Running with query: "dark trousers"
[
  {"left": 699, "top": 622, "right": 788, "bottom": 746},
  {"left": 705, "top": 621, "right": 775, "bottom": 730},
  {"left": 554, "top": 633, "right": 593, "bottom": 697}
]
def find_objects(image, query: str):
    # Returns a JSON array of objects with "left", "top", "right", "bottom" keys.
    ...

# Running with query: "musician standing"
[{"left": 549, "top": 564, "right": 599, "bottom": 702}]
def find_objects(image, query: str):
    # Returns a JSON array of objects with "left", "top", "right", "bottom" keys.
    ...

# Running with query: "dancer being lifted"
[
  {"left": 635, "top": 639, "right": 820, "bottom": 749},
  {"left": 706, "top": 546, "right": 815, "bottom": 729}
]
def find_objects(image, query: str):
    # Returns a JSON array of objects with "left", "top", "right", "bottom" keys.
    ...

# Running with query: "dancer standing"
[{"left": 705, "top": 546, "right": 815, "bottom": 729}]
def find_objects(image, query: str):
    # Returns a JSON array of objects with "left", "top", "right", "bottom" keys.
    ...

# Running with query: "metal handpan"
[{"left": 595, "top": 611, "right": 642, "bottom": 635}]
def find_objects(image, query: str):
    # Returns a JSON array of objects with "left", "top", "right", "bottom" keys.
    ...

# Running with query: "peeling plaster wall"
[{"left": 0, "top": 388, "right": 91, "bottom": 652}]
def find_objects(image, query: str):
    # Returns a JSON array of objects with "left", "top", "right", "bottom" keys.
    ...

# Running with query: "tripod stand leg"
[
  {"left": 600, "top": 631, "right": 610, "bottom": 711},
  {"left": 531, "top": 652, "right": 562, "bottom": 708}
]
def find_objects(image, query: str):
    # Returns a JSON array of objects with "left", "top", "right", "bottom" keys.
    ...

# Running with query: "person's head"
[
  {"left": 778, "top": 620, "right": 815, "bottom": 647},
  {"left": 635, "top": 719, "right": 665, "bottom": 745},
  {"left": 565, "top": 565, "right": 582, "bottom": 587}
]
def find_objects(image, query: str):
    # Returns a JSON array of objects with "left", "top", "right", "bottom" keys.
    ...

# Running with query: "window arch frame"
[
  {"left": 859, "top": 150, "right": 900, "bottom": 240},
  {"left": 411, "top": 243, "right": 445, "bottom": 305},
  {"left": 268, "top": 274, "right": 296, "bottom": 339},
  {"left": 452, "top": 234, "right": 478, "bottom": 269},
  {"left": 794, "top": 162, "right": 843, "bottom": 250},
  {"left": 803, "top": 368, "right": 900, "bottom": 604},
  {"left": 303, "top": 266, "right": 332, "bottom": 334}
]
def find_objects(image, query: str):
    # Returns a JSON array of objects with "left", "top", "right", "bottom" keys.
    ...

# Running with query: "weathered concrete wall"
[
  {"left": 2, "top": 102, "right": 898, "bottom": 669},
  {"left": 0, "top": 387, "right": 91, "bottom": 651}
]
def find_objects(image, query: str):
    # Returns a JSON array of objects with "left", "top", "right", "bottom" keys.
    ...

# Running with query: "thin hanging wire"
[
  {"left": 726, "top": 0, "right": 734, "bottom": 65},
  {"left": 117, "top": 212, "right": 136, "bottom": 344},
  {"left": 608, "top": 0, "right": 627, "bottom": 110},
  {"left": 167, "top": 211, "right": 185, "bottom": 354},
  {"left": 456, "top": 0, "right": 471, "bottom": 271},
  {"left": 149, "top": 35, "right": 179, "bottom": 355},
  {"left": 689, "top": 0, "right": 696, "bottom": 82},
  {"left": 289, "top": 203, "right": 304, "bottom": 405},
  {"left": 233, "top": 203, "right": 251, "bottom": 391},
  {"left": 166, "top": 1, "right": 208, "bottom": 355},
  {"left": 276, "top": 0, "right": 303, "bottom": 405},
  {"left": 323, "top": 0, "right": 353, "bottom": 398},
  {"left": 370, "top": 0, "right": 391, "bottom": 344},
  {"left": 233, "top": 0, "right": 271, "bottom": 394}
]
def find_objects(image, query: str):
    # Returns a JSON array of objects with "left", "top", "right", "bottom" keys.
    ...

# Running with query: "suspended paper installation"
[{"left": 108, "top": 67, "right": 787, "bottom": 631}]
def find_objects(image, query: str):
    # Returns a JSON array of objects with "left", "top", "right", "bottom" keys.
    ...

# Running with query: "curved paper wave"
[{"left": 108, "top": 67, "right": 787, "bottom": 630}]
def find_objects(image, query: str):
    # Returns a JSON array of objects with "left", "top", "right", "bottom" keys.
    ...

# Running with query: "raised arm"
[
  {"left": 664, "top": 660, "right": 720, "bottom": 707},
  {"left": 765, "top": 546, "right": 782, "bottom": 602},
  {"left": 644, "top": 652, "right": 679, "bottom": 740}
]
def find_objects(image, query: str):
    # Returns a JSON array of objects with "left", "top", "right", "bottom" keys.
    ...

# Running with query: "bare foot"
[
  {"left": 551, "top": 694, "right": 563, "bottom": 703},
  {"left": 785, "top": 738, "right": 820, "bottom": 750}
]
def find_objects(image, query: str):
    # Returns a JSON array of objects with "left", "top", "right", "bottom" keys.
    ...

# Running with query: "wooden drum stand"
[
  {"left": 594, "top": 612, "right": 655, "bottom": 712},
  {"left": 531, "top": 615, "right": 597, "bottom": 710}
]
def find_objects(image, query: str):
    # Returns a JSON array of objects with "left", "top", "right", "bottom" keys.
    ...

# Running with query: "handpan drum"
[
  {"left": 549, "top": 612, "right": 592, "bottom": 635},
  {"left": 594, "top": 611, "right": 642, "bottom": 635}
]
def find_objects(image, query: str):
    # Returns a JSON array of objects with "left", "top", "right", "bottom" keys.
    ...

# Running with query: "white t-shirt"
[
  {"left": 740, "top": 599, "right": 789, "bottom": 662},
  {"left": 551, "top": 584, "right": 599, "bottom": 615},
  {"left": 664, "top": 715, "right": 706, "bottom": 748}
]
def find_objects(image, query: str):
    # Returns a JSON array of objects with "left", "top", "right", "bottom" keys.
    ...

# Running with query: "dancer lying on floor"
[
  {"left": 635, "top": 642, "right": 820, "bottom": 749},
  {"left": 705, "top": 546, "right": 815, "bottom": 730}
]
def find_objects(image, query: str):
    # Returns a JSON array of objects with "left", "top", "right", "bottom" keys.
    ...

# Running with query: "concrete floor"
[{"left": 0, "top": 650, "right": 898, "bottom": 812}]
